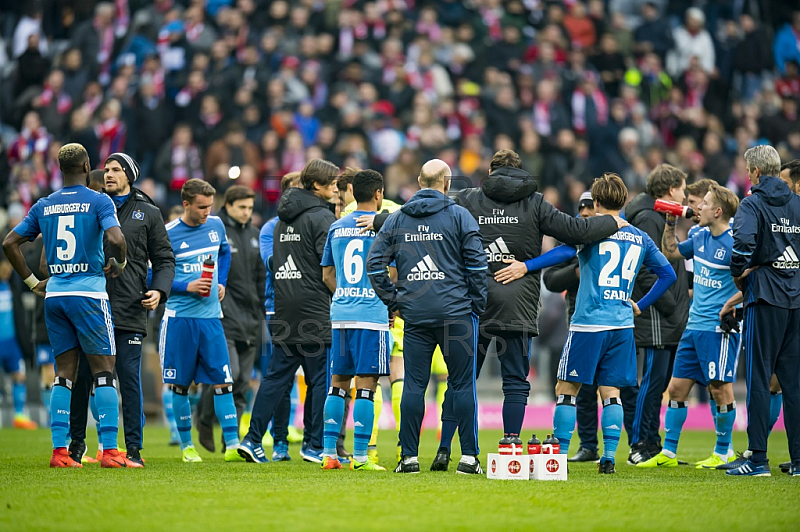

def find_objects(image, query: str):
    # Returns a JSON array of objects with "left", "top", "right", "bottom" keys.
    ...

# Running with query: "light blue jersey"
[
  {"left": 0, "top": 281, "right": 15, "bottom": 341},
  {"left": 166, "top": 216, "right": 229, "bottom": 319},
  {"left": 13, "top": 185, "right": 119, "bottom": 298},
  {"left": 321, "top": 211, "right": 388, "bottom": 330},
  {"left": 678, "top": 227, "right": 739, "bottom": 331},
  {"left": 571, "top": 227, "right": 670, "bottom": 331}
]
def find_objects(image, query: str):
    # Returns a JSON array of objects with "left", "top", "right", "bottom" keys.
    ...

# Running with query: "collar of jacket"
[
  {"left": 105, "top": 187, "right": 155, "bottom": 210},
  {"left": 219, "top": 207, "right": 251, "bottom": 230}
]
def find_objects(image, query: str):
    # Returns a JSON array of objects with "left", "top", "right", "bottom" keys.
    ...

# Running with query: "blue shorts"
[
  {"left": 159, "top": 311, "right": 232, "bottom": 387},
  {"left": 673, "top": 329, "right": 741, "bottom": 387},
  {"left": 36, "top": 344, "right": 55, "bottom": 366},
  {"left": 330, "top": 328, "right": 391, "bottom": 377},
  {"left": 0, "top": 338, "right": 24, "bottom": 374},
  {"left": 557, "top": 329, "right": 637, "bottom": 388},
  {"left": 44, "top": 296, "right": 116, "bottom": 357}
]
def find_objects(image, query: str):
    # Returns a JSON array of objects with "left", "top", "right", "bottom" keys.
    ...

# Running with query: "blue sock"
[
  {"left": 502, "top": 401, "right": 526, "bottom": 438},
  {"left": 553, "top": 395, "right": 577, "bottom": 455},
  {"left": 93, "top": 373, "right": 119, "bottom": 451},
  {"left": 715, "top": 403, "right": 736, "bottom": 456},
  {"left": 41, "top": 385, "right": 52, "bottom": 421},
  {"left": 163, "top": 386, "right": 178, "bottom": 439},
  {"left": 353, "top": 390, "right": 375, "bottom": 463},
  {"left": 189, "top": 389, "right": 200, "bottom": 415},
  {"left": 90, "top": 391, "right": 99, "bottom": 422},
  {"left": 289, "top": 382, "right": 299, "bottom": 426},
  {"left": 50, "top": 378, "right": 72, "bottom": 449},
  {"left": 601, "top": 398, "right": 624, "bottom": 463},
  {"left": 439, "top": 420, "right": 457, "bottom": 450},
  {"left": 663, "top": 401, "right": 688, "bottom": 458},
  {"left": 213, "top": 386, "right": 240, "bottom": 449},
  {"left": 172, "top": 389, "right": 194, "bottom": 450},
  {"left": 12, "top": 382, "right": 26, "bottom": 416},
  {"left": 323, "top": 388, "right": 346, "bottom": 458},
  {"left": 768, "top": 393, "right": 782, "bottom": 435}
]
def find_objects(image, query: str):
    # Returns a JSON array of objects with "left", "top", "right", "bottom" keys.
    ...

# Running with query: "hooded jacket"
[
  {"left": 105, "top": 187, "right": 174, "bottom": 335},
  {"left": 219, "top": 207, "right": 266, "bottom": 343},
  {"left": 366, "top": 188, "right": 488, "bottom": 327},
  {"left": 271, "top": 187, "right": 336, "bottom": 346},
  {"left": 732, "top": 175, "right": 800, "bottom": 309},
  {"left": 625, "top": 192, "right": 688, "bottom": 347},
  {"left": 452, "top": 166, "right": 619, "bottom": 335}
]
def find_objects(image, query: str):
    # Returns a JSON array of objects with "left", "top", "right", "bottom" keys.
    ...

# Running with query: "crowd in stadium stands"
[{"left": 1, "top": 0, "right": 800, "bottom": 222}]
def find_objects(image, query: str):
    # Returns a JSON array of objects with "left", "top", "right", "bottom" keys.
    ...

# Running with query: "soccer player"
[
  {"left": 0, "top": 254, "right": 37, "bottom": 429},
  {"left": 2, "top": 143, "right": 133, "bottom": 468},
  {"left": 160, "top": 178, "right": 243, "bottom": 463},
  {"left": 551, "top": 173, "right": 677, "bottom": 474},
  {"left": 319, "top": 169, "right": 390, "bottom": 471},
  {"left": 637, "top": 184, "right": 741, "bottom": 469}
]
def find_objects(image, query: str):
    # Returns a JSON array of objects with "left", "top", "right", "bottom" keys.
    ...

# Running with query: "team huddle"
[{"left": 3, "top": 141, "right": 799, "bottom": 477}]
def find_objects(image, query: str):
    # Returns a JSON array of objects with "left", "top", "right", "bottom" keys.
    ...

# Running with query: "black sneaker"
[
  {"left": 68, "top": 439, "right": 86, "bottom": 462},
  {"left": 456, "top": 458, "right": 484, "bottom": 475},
  {"left": 430, "top": 447, "right": 451, "bottom": 471},
  {"left": 626, "top": 442, "right": 651, "bottom": 465},
  {"left": 337, "top": 443, "right": 352, "bottom": 460},
  {"left": 394, "top": 457, "right": 420, "bottom": 474},
  {"left": 568, "top": 447, "right": 600, "bottom": 463},
  {"left": 780, "top": 461, "right": 791, "bottom": 474},
  {"left": 197, "top": 421, "right": 215, "bottom": 453},
  {"left": 598, "top": 459, "right": 616, "bottom": 474},
  {"left": 126, "top": 447, "right": 145, "bottom": 467}
]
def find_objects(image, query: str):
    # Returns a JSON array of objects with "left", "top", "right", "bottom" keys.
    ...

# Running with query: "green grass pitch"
[{"left": 1, "top": 428, "right": 797, "bottom": 531}]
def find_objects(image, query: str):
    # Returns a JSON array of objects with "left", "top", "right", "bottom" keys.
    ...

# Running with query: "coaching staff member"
[
  {"left": 727, "top": 145, "right": 800, "bottom": 477},
  {"left": 69, "top": 152, "right": 175, "bottom": 467},
  {"left": 624, "top": 164, "right": 689, "bottom": 464},
  {"left": 197, "top": 186, "right": 266, "bottom": 452},
  {"left": 367, "top": 159, "right": 488, "bottom": 475},
  {"left": 239, "top": 159, "right": 338, "bottom": 463},
  {"left": 429, "top": 150, "right": 626, "bottom": 470}
]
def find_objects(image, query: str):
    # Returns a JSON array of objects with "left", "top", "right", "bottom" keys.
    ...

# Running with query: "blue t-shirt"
[
  {"left": 678, "top": 227, "right": 739, "bottom": 331},
  {"left": 571, "top": 226, "right": 670, "bottom": 331},
  {"left": 166, "top": 216, "right": 229, "bottom": 319},
  {"left": 0, "top": 281, "right": 16, "bottom": 341},
  {"left": 321, "top": 211, "right": 388, "bottom": 330},
  {"left": 13, "top": 185, "right": 119, "bottom": 298}
]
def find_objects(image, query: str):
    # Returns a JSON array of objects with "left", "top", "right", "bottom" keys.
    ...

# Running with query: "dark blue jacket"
[
  {"left": 366, "top": 189, "right": 488, "bottom": 327},
  {"left": 732, "top": 175, "right": 800, "bottom": 309}
]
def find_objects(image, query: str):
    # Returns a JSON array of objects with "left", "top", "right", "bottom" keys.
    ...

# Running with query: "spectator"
[
  {"left": 591, "top": 33, "right": 627, "bottom": 98},
  {"left": 205, "top": 122, "right": 260, "bottom": 188},
  {"left": 667, "top": 8, "right": 716, "bottom": 77},
  {"left": 564, "top": 2, "right": 597, "bottom": 51},
  {"left": 633, "top": 1, "right": 673, "bottom": 63},
  {"left": 775, "top": 60, "right": 800, "bottom": 99},
  {"left": 71, "top": 2, "right": 119, "bottom": 84},
  {"left": 774, "top": 11, "right": 800, "bottom": 74},
  {"left": 732, "top": 15, "right": 773, "bottom": 102}
]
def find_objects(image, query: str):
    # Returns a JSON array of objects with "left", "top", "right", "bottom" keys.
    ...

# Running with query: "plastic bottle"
[
  {"left": 509, "top": 435, "right": 523, "bottom": 455},
  {"left": 527, "top": 434, "right": 541, "bottom": 455},
  {"left": 498, "top": 435, "right": 512, "bottom": 455},
  {"left": 200, "top": 258, "right": 215, "bottom": 297}
]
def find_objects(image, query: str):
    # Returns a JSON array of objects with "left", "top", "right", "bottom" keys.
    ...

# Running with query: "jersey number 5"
[
  {"left": 56, "top": 215, "right": 77, "bottom": 261},
  {"left": 598, "top": 242, "right": 641, "bottom": 289}
]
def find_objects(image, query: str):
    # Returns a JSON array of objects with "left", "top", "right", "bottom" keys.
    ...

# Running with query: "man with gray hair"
[
  {"left": 727, "top": 144, "right": 800, "bottom": 477},
  {"left": 367, "top": 159, "right": 488, "bottom": 474}
]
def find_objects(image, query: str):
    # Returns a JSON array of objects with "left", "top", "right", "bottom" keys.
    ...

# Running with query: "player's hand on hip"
[
  {"left": 218, "top": 284, "right": 226, "bottom": 301},
  {"left": 356, "top": 214, "right": 376, "bottom": 234},
  {"left": 629, "top": 299, "right": 641, "bottom": 317},
  {"left": 494, "top": 259, "right": 527, "bottom": 284},
  {"left": 187, "top": 277, "right": 213, "bottom": 294},
  {"left": 32, "top": 279, "right": 48, "bottom": 297},
  {"left": 141, "top": 290, "right": 161, "bottom": 310},
  {"left": 611, "top": 215, "right": 629, "bottom": 229},
  {"left": 104, "top": 257, "right": 125, "bottom": 278}
]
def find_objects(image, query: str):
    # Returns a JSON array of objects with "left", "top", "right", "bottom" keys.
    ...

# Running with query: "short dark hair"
[
  {"left": 780, "top": 159, "right": 800, "bottom": 188},
  {"left": 646, "top": 164, "right": 686, "bottom": 199},
  {"left": 301, "top": 159, "right": 339, "bottom": 191},
  {"left": 58, "top": 143, "right": 89, "bottom": 175},
  {"left": 87, "top": 169, "right": 105, "bottom": 190},
  {"left": 337, "top": 167, "right": 361, "bottom": 191},
  {"left": 181, "top": 178, "right": 216, "bottom": 203},
  {"left": 591, "top": 173, "right": 628, "bottom": 211},
  {"left": 685, "top": 178, "right": 716, "bottom": 199},
  {"left": 490, "top": 149, "right": 522, "bottom": 171},
  {"left": 224, "top": 185, "right": 255, "bottom": 205},
  {"left": 352, "top": 169, "right": 384, "bottom": 203}
]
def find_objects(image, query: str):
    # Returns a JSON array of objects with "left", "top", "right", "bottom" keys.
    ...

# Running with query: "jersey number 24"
[{"left": 598, "top": 242, "right": 641, "bottom": 292}]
